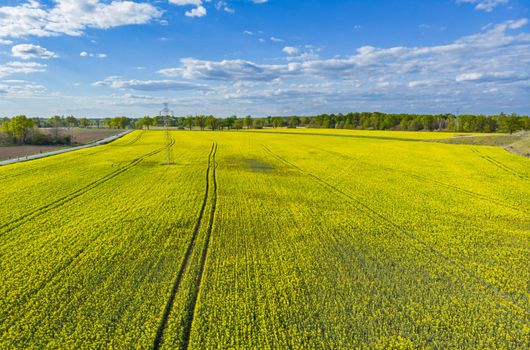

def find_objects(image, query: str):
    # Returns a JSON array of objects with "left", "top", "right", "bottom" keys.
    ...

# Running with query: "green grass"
[
  {"left": 433, "top": 133, "right": 530, "bottom": 157},
  {"left": 1, "top": 129, "right": 528, "bottom": 349}
]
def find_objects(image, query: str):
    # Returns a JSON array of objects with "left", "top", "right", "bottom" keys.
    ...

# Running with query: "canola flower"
[{"left": 0, "top": 129, "right": 528, "bottom": 349}]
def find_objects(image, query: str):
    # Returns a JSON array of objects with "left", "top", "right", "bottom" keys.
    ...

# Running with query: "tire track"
[
  {"left": 181, "top": 142, "right": 218, "bottom": 350},
  {"left": 119, "top": 130, "right": 145, "bottom": 147},
  {"left": 153, "top": 142, "right": 217, "bottom": 350},
  {"left": 262, "top": 144, "right": 530, "bottom": 319},
  {"left": 0, "top": 136, "right": 174, "bottom": 236},
  {"left": 321, "top": 148, "right": 527, "bottom": 215},
  {"left": 0, "top": 136, "right": 175, "bottom": 332},
  {"left": 471, "top": 148, "right": 528, "bottom": 180}
]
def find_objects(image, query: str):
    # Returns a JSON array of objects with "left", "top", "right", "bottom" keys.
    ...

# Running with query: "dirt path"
[{"left": 0, "top": 130, "right": 131, "bottom": 166}]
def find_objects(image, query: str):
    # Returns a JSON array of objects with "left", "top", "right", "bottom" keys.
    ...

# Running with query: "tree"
[
  {"left": 243, "top": 115, "right": 252, "bottom": 129},
  {"left": 49, "top": 115, "right": 63, "bottom": 139},
  {"left": 206, "top": 115, "right": 218, "bottom": 130},
  {"left": 233, "top": 119, "right": 243, "bottom": 129},
  {"left": 225, "top": 115, "right": 237, "bottom": 129},
  {"left": 289, "top": 116, "right": 300, "bottom": 128},
  {"left": 65, "top": 115, "right": 79, "bottom": 128},
  {"left": 79, "top": 118, "right": 90, "bottom": 128},
  {"left": 252, "top": 118, "right": 263, "bottom": 129},
  {"left": 272, "top": 117, "right": 284, "bottom": 128},
  {"left": 195, "top": 115, "right": 206, "bottom": 131},
  {"left": 3, "top": 115, "right": 35, "bottom": 144},
  {"left": 184, "top": 116, "right": 195, "bottom": 130},
  {"left": 138, "top": 116, "right": 154, "bottom": 130},
  {"left": 499, "top": 113, "right": 522, "bottom": 134}
]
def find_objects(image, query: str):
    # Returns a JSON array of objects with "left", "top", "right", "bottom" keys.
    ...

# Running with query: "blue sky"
[{"left": 0, "top": 0, "right": 529, "bottom": 118}]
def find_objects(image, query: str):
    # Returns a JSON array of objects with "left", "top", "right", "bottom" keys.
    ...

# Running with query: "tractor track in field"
[
  {"left": 120, "top": 130, "right": 145, "bottom": 147},
  {"left": 261, "top": 144, "right": 530, "bottom": 319},
  {"left": 181, "top": 142, "right": 218, "bottom": 350},
  {"left": 153, "top": 142, "right": 218, "bottom": 350},
  {"left": 471, "top": 148, "right": 528, "bottom": 180},
  {"left": 320, "top": 148, "right": 528, "bottom": 215},
  {"left": 0, "top": 136, "right": 174, "bottom": 237}
]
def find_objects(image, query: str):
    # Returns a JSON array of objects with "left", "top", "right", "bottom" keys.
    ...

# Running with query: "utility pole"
[{"left": 159, "top": 103, "right": 174, "bottom": 165}]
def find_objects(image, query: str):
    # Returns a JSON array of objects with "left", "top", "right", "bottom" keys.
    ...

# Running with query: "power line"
[{"left": 159, "top": 103, "right": 174, "bottom": 165}]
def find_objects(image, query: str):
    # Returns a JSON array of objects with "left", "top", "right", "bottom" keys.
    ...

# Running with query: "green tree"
[
  {"left": 252, "top": 118, "right": 263, "bottom": 129},
  {"left": 289, "top": 116, "right": 300, "bottom": 128},
  {"left": 184, "top": 116, "right": 195, "bottom": 130},
  {"left": 65, "top": 115, "right": 79, "bottom": 128},
  {"left": 233, "top": 119, "right": 243, "bottom": 129},
  {"left": 195, "top": 115, "right": 207, "bottom": 131},
  {"left": 206, "top": 115, "right": 218, "bottom": 130},
  {"left": 225, "top": 115, "right": 237, "bottom": 129},
  {"left": 243, "top": 115, "right": 252, "bottom": 129},
  {"left": 3, "top": 115, "right": 35, "bottom": 144},
  {"left": 79, "top": 118, "right": 90, "bottom": 128},
  {"left": 138, "top": 116, "right": 154, "bottom": 130},
  {"left": 499, "top": 113, "right": 522, "bottom": 134},
  {"left": 272, "top": 117, "right": 284, "bottom": 128}
]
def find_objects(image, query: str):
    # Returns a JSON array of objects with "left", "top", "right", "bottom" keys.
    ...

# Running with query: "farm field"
[
  {"left": 0, "top": 129, "right": 529, "bottom": 349},
  {"left": 0, "top": 128, "right": 123, "bottom": 161}
]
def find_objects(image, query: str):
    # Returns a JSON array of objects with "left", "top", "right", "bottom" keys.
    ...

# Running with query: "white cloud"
[
  {"left": 0, "top": 39, "right": 13, "bottom": 45},
  {"left": 282, "top": 46, "right": 300, "bottom": 55},
  {"left": 11, "top": 44, "right": 57, "bottom": 59},
  {"left": 215, "top": 1, "right": 234, "bottom": 13},
  {"left": 270, "top": 36, "right": 283, "bottom": 42},
  {"left": 80, "top": 51, "right": 107, "bottom": 58},
  {"left": 169, "top": 0, "right": 202, "bottom": 4},
  {"left": 456, "top": 0, "right": 508, "bottom": 12},
  {"left": 93, "top": 76, "right": 209, "bottom": 91},
  {"left": 456, "top": 72, "right": 483, "bottom": 81},
  {"left": 250, "top": 0, "right": 268, "bottom": 3},
  {"left": 456, "top": 71, "right": 529, "bottom": 83},
  {"left": 0, "top": 79, "right": 46, "bottom": 96},
  {"left": 170, "top": 0, "right": 207, "bottom": 17},
  {"left": 0, "top": 62, "right": 47, "bottom": 78},
  {"left": 408, "top": 80, "right": 434, "bottom": 88},
  {"left": 185, "top": 5, "right": 206, "bottom": 17},
  {"left": 243, "top": 30, "right": 254, "bottom": 35},
  {"left": 0, "top": 0, "right": 162, "bottom": 39},
  {"left": 158, "top": 58, "right": 287, "bottom": 82},
  {"left": 282, "top": 45, "right": 320, "bottom": 61}
]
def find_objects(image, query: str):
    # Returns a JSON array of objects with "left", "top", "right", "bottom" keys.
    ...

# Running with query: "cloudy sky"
[{"left": 0, "top": 0, "right": 529, "bottom": 118}]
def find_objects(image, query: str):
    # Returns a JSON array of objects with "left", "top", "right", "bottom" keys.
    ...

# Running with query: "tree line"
[
  {"left": 136, "top": 113, "right": 529, "bottom": 134},
  {"left": 0, "top": 115, "right": 135, "bottom": 145},
  {"left": 304, "top": 112, "right": 529, "bottom": 134},
  {"left": 1, "top": 112, "right": 529, "bottom": 146}
]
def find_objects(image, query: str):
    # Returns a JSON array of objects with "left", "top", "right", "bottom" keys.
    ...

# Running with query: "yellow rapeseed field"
[{"left": 0, "top": 129, "right": 528, "bottom": 349}]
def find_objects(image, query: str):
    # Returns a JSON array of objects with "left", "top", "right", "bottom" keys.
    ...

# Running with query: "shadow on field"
[{"left": 225, "top": 156, "right": 275, "bottom": 172}]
